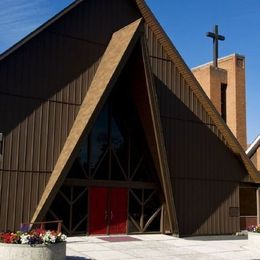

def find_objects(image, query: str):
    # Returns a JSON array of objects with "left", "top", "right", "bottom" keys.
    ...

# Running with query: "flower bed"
[{"left": 0, "top": 229, "right": 66, "bottom": 260}]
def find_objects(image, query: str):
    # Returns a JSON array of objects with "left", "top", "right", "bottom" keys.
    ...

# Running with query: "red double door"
[{"left": 89, "top": 187, "right": 128, "bottom": 235}]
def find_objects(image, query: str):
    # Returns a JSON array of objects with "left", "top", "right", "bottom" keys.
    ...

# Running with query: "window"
[{"left": 221, "top": 84, "right": 227, "bottom": 122}]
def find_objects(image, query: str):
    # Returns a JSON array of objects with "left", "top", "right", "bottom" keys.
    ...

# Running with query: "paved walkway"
[{"left": 66, "top": 234, "right": 260, "bottom": 260}]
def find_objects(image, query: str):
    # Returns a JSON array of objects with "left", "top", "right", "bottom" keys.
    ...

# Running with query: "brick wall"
[{"left": 192, "top": 54, "right": 247, "bottom": 149}]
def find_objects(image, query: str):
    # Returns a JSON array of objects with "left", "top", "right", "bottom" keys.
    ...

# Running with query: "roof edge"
[
  {"left": 0, "top": 0, "right": 83, "bottom": 61},
  {"left": 191, "top": 53, "right": 245, "bottom": 71},
  {"left": 246, "top": 135, "right": 260, "bottom": 158}
]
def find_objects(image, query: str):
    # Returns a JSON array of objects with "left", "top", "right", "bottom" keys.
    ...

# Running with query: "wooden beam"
[
  {"left": 63, "top": 179, "right": 157, "bottom": 189},
  {"left": 140, "top": 36, "right": 179, "bottom": 234}
]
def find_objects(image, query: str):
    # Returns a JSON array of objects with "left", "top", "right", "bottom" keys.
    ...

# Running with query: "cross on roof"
[{"left": 206, "top": 25, "right": 225, "bottom": 68}]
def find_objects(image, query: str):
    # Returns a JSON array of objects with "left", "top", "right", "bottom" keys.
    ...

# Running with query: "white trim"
[
  {"left": 246, "top": 135, "right": 260, "bottom": 158},
  {"left": 191, "top": 53, "right": 245, "bottom": 71}
]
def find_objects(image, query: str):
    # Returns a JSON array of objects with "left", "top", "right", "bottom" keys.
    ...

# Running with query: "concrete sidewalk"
[{"left": 66, "top": 234, "right": 260, "bottom": 260}]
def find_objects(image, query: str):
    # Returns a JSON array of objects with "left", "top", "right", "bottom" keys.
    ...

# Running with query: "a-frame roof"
[
  {"left": 1, "top": 2, "right": 259, "bottom": 181},
  {"left": 31, "top": 19, "right": 179, "bottom": 233},
  {"left": 31, "top": 18, "right": 143, "bottom": 221}
]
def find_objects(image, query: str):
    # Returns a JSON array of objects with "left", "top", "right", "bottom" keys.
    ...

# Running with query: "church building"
[{"left": 0, "top": 0, "right": 259, "bottom": 237}]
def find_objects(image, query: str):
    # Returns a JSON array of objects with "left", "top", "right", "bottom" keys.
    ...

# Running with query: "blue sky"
[
  {"left": 0, "top": 0, "right": 259, "bottom": 143},
  {"left": 146, "top": 0, "right": 260, "bottom": 144}
]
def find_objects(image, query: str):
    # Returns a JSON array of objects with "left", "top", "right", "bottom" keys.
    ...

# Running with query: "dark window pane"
[
  {"left": 128, "top": 218, "right": 139, "bottom": 233},
  {"left": 221, "top": 84, "right": 227, "bottom": 122},
  {"left": 111, "top": 115, "right": 128, "bottom": 174},
  {"left": 78, "top": 136, "right": 89, "bottom": 175},
  {"left": 144, "top": 211, "right": 161, "bottom": 232},
  {"left": 93, "top": 151, "right": 109, "bottom": 180},
  {"left": 130, "top": 141, "right": 142, "bottom": 178},
  {"left": 143, "top": 191, "right": 161, "bottom": 231},
  {"left": 49, "top": 188, "right": 71, "bottom": 232},
  {"left": 143, "top": 189, "right": 155, "bottom": 202},
  {"left": 144, "top": 191, "right": 161, "bottom": 217},
  {"left": 72, "top": 188, "right": 88, "bottom": 233},
  {"left": 131, "top": 189, "right": 142, "bottom": 202},
  {"left": 132, "top": 160, "right": 154, "bottom": 182},
  {"left": 60, "top": 186, "right": 71, "bottom": 200},
  {"left": 90, "top": 104, "right": 109, "bottom": 172},
  {"left": 67, "top": 158, "right": 87, "bottom": 179},
  {"left": 129, "top": 190, "right": 142, "bottom": 230},
  {"left": 111, "top": 115, "right": 125, "bottom": 150},
  {"left": 111, "top": 152, "right": 126, "bottom": 180}
]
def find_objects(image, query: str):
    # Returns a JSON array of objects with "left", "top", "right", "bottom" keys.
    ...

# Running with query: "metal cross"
[{"left": 206, "top": 25, "right": 225, "bottom": 67}]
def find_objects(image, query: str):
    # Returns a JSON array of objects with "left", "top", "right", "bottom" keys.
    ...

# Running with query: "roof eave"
[{"left": 0, "top": 0, "right": 83, "bottom": 61}]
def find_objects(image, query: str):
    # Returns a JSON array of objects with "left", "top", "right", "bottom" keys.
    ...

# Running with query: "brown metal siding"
[
  {"left": 241, "top": 151, "right": 255, "bottom": 182},
  {"left": 145, "top": 24, "right": 247, "bottom": 236},
  {"left": 173, "top": 180, "right": 240, "bottom": 235},
  {"left": 145, "top": 25, "right": 222, "bottom": 139},
  {"left": 251, "top": 152, "right": 257, "bottom": 168},
  {"left": 0, "top": 0, "right": 141, "bottom": 231}
]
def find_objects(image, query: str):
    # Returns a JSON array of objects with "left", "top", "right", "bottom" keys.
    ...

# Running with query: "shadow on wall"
[
  {"left": 154, "top": 76, "right": 247, "bottom": 236},
  {"left": 0, "top": 0, "right": 142, "bottom": 232},
  {"left": 0, "top": 0, "right": 141, "bottom": 137},
  {"left": 0, "top": 21, "right": 104, "bottom": 137}
]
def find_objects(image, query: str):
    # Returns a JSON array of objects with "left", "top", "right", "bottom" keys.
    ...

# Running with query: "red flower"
[{"left": 0, "top": 233, "right": 18, "bottom": 244}]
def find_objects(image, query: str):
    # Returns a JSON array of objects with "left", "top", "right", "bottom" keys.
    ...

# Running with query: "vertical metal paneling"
[
  {"left": 0, "top": 0, "right": 141, "bottom": 231},
  {"left": 145, "top": 23, "right": 245, "bottom": 236},
  {"left": 145, "top": 24, "right": 227, "bottom": 142}
]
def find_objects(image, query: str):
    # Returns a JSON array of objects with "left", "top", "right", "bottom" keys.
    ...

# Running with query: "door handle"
[
  {"left": 105, "top": 210, "right": 108, "bottom": 221},
  {"left": 111, "top": 211, "right": 113, "bottom": 220}
]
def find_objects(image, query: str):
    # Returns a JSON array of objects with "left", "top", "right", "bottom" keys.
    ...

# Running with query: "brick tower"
[{"left": 192, "top": 54, "right": 247, "bottom": 149}]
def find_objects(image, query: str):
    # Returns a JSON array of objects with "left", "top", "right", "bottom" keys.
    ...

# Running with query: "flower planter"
[
  {"left": 248, "top": 232, "right": 260, "bottom": 246},
  {"left": 0, "top": 241, "right": 66, "bottom": 260}
]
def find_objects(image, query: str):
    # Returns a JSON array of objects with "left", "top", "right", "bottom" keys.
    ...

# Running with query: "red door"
[
  {"left": 109, "top": 188, "right": 128, "bottom": 234},
  {"left": 89, "top": 187, "right": 108, "bottom": 235},
  {"left": 89, "top": 187, "right": 127, "bottom": 235}
]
